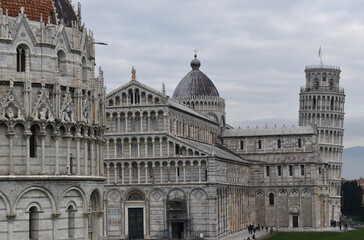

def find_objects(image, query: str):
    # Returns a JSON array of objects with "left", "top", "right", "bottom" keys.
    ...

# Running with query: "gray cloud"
[{"left": 78, "top": 0, "right": 364, "bottom": 148}]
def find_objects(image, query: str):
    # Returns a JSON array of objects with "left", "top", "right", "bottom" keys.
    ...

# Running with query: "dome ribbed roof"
[
  {"left": 0, "top": 0, "right": 56, "bottom": 23},
  {"left": 173, "top": 56, "right": 219, "bottom": 98},
  {"left": 0, "top": 0, "right": 77, "bottom": 27}
]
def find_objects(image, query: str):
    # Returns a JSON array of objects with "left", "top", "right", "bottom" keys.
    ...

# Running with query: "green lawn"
[{"left": 264, "top": 228, "right": 364, "bottom": 240}]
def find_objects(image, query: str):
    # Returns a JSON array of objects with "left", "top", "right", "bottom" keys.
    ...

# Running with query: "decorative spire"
[
  {"left": 131, "top": 67, "right": 136, "bottom": 80},
  {"left": 162, "top": 83, "right": 166, "bottom": 96}
]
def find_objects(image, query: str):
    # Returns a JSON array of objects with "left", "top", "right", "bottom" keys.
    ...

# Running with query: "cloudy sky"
[{"left": 78, "top": 0, "right": 364, "bottom": 148}]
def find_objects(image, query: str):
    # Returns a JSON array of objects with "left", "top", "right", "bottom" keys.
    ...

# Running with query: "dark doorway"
[
  {"left": 293, "top": 215, "right": 299, "bottom": 228},
  {"left": 172, "top": 222, "right": 184, "bottom": 239},
  {"left": 128, "top": 208, "right": 144, "bottom": 239}
]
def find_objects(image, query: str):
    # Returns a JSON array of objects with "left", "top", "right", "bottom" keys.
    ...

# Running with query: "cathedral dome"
[
  {"left": 0, "top": 0, "right": 56, "bottom": 23},
  {"left": 173, "top": 55, "right": 220, "bottom": 98},
  {"left": 0, "top": 0, "right": 77, "bottom": 27}
]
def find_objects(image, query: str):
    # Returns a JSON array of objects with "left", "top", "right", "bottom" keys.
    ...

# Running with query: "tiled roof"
[
  {"left": 1, "top": 0, "right": 55, "bottom": 23},
  {"left": 168, "top": 98, "right": 216, "bottom": 123},
  {"left": 242, "top": 152, "right": 320, "bottom": 164},
  {"left": 222, "top": 125, "right": 316, "bottom": 137},
  {"left": 181, "top": 138, "right": 249, "bottom": 164}
]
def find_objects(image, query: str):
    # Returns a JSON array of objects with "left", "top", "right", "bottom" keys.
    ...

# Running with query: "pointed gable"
[{"left": 0, "top": 83, "right": 26, "bottom": 120}]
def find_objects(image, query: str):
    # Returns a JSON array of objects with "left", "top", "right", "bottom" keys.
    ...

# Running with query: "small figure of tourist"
[
  {"left": 266, "top": 226, "right": 268, "bottom": 232},
  {"left": 270, "top": 227, "right": 273, "bottom": 235}
]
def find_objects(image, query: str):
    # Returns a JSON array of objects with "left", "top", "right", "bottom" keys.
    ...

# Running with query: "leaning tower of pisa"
[{"left": 299, "top": 64, "right": 345, "bottom": 222}]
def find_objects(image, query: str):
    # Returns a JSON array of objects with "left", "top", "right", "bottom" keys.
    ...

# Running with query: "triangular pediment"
[
  {"left": 107, "top": 80, "right": 165, "bottom": 101},
  {"left": 12, "top": 14, "right": 37, "bottom": 45},
  {"left": 53, "top": 25, "right": 72, "bottom": 52},
  {"left": 32, "top": 88, "right": 56, "bottom": 121},
  {"left": 59, "top": 90, "right": 75, "bottom": 122},
  {"left": 0, "top": 86, "right": 26, "bottom": 120}
]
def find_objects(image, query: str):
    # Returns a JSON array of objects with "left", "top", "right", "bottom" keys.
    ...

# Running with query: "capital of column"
[
  {"left": 24, "top": 130, "right": 32, "bottom": 137},
  {"left": 6, "top": 213, "right": 16, "bottom": 222},
  {"left": 51, "top": 212, "right": 61, "bottom": 220}
]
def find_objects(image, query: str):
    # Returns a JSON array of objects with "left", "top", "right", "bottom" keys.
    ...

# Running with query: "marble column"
[
  {"left": 90, "top": 140, "right": 95, "bottom": 175},
  {"left": 96, "top": 141, "right": 100, "bottom": 176},
  {"left": 41, "top": 133, "right": 46, "bottom": 174},
  {"left": 76, "top": 136, "right": 81, "bottom": 175},
  {"left": 129, "top": 165, "right": 132, "bottom": 184},
  {"left": 84, "top": 140, "right": 88, "bottom": 175},
  {"left": 67, "top": 136, "right": 71, "bottom": 175},
  {"left": 118, "top": 163, "right": 123, "bottom": 185},
  {"left": 114, "top": 163, "right": 117, "bottom": 184},
  {"left": 25, "top": 132, "right": 31, "bottom": 175},
  {"left": 137, "top": 163, "right": 141, "bottom": 184},
  {"left": 114, "top": 141, "right": 117, "bottom": 158},
  {"left": 54, "top": 134, "right": 61, "bottom": 175},
  {"left": 107, "top": 164, "right": 110, "bottom": 184}
]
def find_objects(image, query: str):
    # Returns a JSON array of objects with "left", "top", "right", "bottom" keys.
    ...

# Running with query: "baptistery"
[{"left": 0, "top": 0, "right": 105, "bottom": 239}]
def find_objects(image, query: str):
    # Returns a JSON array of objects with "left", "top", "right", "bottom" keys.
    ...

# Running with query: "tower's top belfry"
[{"left": 303, "top": 64, "right": 342, "bottom": 93}]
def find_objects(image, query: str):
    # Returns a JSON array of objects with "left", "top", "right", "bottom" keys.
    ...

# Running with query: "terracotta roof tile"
[{"left": 0, "top": 0, "right": 55, "bottom": 23}]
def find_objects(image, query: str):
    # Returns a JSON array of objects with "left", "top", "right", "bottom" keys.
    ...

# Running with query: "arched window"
[
  {"left": 57, "top": 50, "right": 66, "bottom": 76},
  {"left": 129, "top": 90, "right": 134, "bottom": 104},
  {"left": 277, "top": 139, "right": 281, "bottom": 149},
  {"left": 329, "top": 79, "right": 334, "bottom": 90},
  {"left": 258, "top": 140, "right": 262, "bottom": 149},
  {"left": 331, "top": 98, "right": 334, "bottom": 110},
  {"left": 135, "top": 89, "right": 140, "bottom": 104},
  {"left": 30, "top": 125, "right": 38, "bottom": 157},
  {"left": 269, "top": 193, "right": 274, "bottom": 205},
  {"left": 82, "top": 57, "right": 87, "bottom": 83},
  {"left": 313, "top": 96, "right": 316, "bottom": 109},
  {"left": 17, "top": 45, "right": 27, "bottom": 72},
  {"left": 322, "top": 73, "right": 326, "bottom": 82},
  {"left": 314, "top": 79, "right": 319, "bottom": 89},
  {"left": 175, "top": 144, "right": 180, "bottom": 155},
  {"left": 240, "top": 140, "right": 244, "bottom": 150},
  {"left": 298, "top": 138, "right": 302, "bottom": 148},
  {"left": 68, "top": 205, "right": 75, "bottom": 238},
  {"left": 29, "top": 206, "right": 39, "bottom": 239}
]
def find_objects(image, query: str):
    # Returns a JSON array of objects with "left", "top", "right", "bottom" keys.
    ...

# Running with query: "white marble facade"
[{"left": 0, "top": 1, "right": 345, "bottom": 240}]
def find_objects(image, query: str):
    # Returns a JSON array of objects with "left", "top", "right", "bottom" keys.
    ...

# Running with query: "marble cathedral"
[{"left": 0, "top": 0, "right": 345, "bottom": 240}]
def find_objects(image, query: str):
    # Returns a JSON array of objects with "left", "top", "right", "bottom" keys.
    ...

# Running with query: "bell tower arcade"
[{"left": 299, "top": 64, "right": 345, "bottom": 222}]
